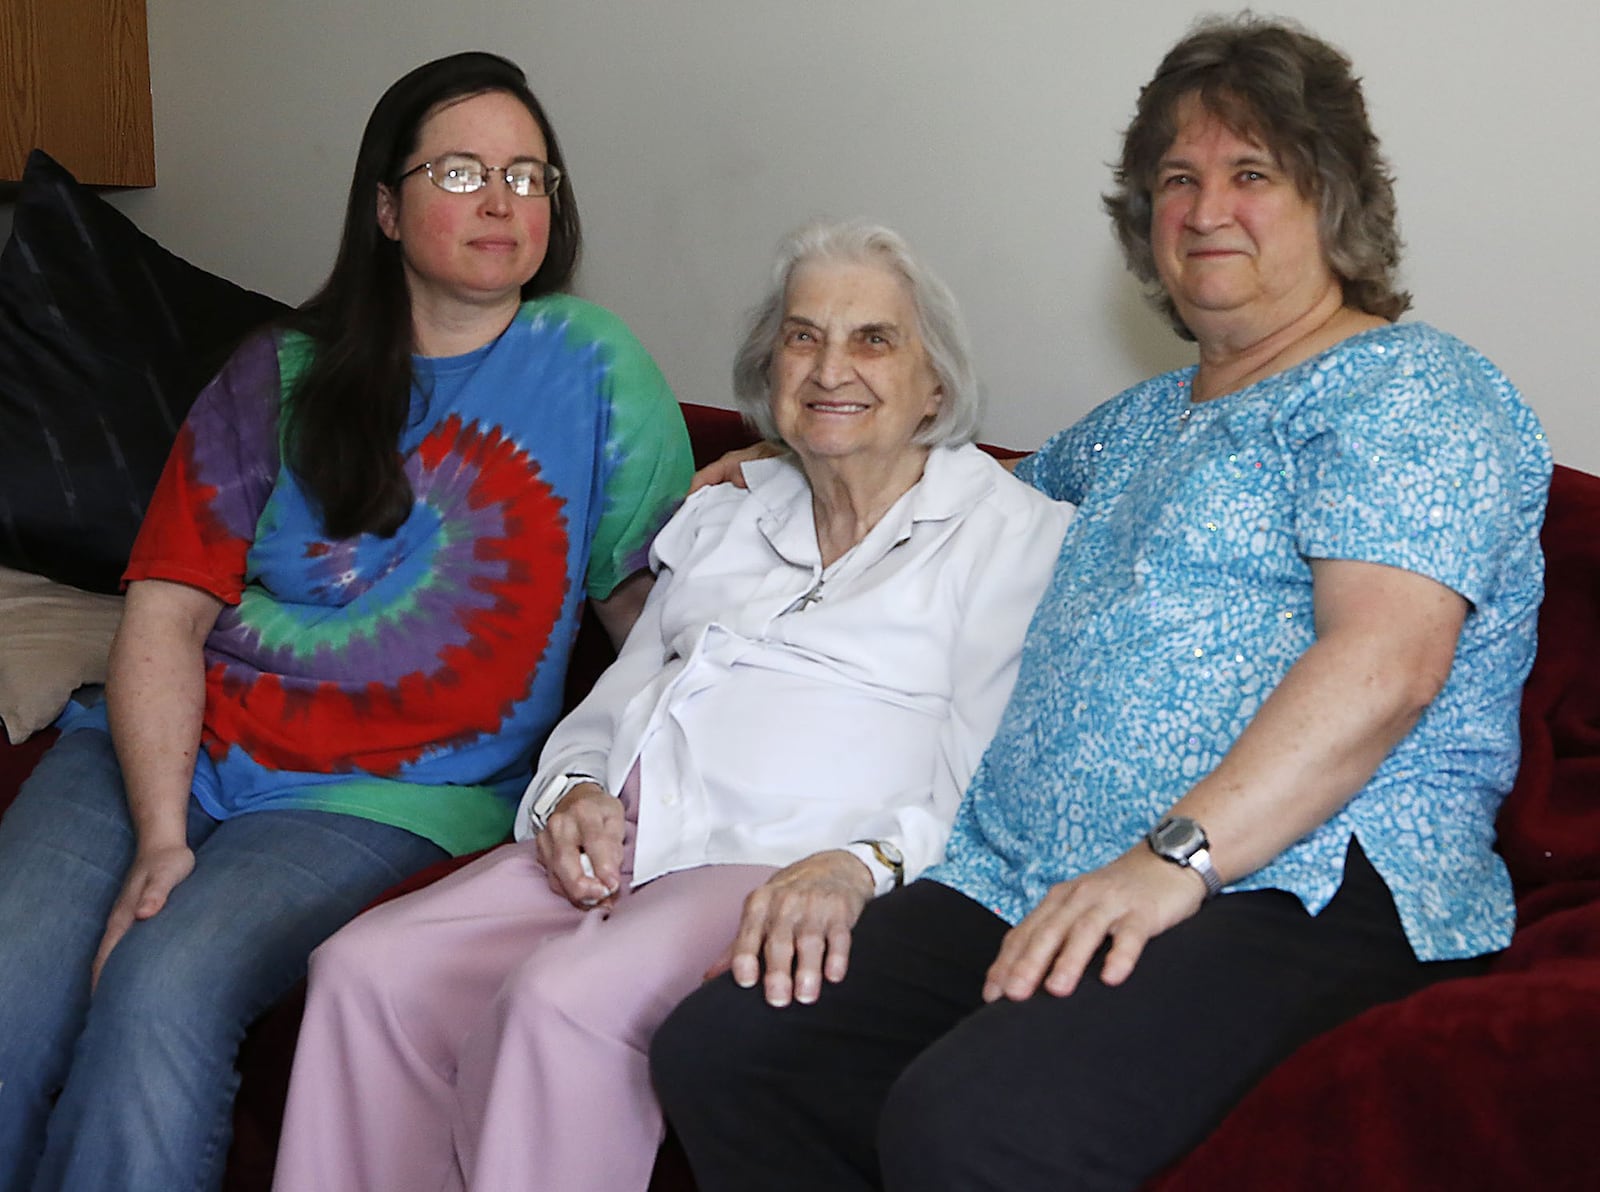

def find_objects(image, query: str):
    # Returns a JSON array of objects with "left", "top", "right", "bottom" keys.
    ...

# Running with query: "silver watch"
[{"left": 1146, "top": 815, "right": 1223, "bottom": 899}]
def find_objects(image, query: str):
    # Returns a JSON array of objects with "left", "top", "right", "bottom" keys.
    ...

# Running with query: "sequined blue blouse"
[{"left": 924, "top": 322, "right": 1551, "bottom": 961}]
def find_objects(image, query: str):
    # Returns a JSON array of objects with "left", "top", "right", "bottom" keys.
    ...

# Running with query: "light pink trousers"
[{"left": 272, "top": 778, "right": 773, "bottom": 1192}]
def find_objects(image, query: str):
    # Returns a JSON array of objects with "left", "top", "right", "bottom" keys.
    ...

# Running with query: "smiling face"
[
  {"left": 377, "top": 89, "right": 552, "bottom": 340},
  {"left": 1150, "top": 96, "right": 1339, "bottom": 344},
  {"left": 767, "top": 258, "right": 943, "bottom": 473}
]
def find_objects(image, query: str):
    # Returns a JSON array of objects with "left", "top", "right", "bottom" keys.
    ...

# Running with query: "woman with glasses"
[
  {"left": 0, "top": 51, "right": 689, "bottom": 1192},
  {"left": 270, "top": 219, "right": 1072, "bottom": 1192}
]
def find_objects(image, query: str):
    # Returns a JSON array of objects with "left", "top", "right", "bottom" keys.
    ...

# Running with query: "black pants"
[{"left": 651, "top": 841, "right": 1487, "bottom": 1192}]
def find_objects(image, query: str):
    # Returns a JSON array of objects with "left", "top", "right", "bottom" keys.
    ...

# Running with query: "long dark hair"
[{"left": 285, "top": 51, "right": 582, "bottom": 538}]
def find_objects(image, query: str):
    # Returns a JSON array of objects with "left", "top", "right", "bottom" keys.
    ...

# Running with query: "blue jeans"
[{"left": 0, "top": 728, "right": 448, "bottom": 1192}]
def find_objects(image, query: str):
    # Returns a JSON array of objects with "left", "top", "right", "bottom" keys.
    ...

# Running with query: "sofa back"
[
  {"left": 3, "top": 414, "right": 1597, "bottom": 917},
  {"left": 1494, "top": 463, "right": 1600, "bottom": 908}
]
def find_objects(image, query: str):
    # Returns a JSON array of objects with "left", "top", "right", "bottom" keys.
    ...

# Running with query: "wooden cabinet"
[{"left": 1, "top": 0, "right": 155, "bottom": 186}]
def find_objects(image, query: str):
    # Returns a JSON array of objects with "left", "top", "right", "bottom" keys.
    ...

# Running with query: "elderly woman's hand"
[
  {"left": 713, "top": 849, "right": 875, "bottom": 1008},
  {"left": 981, "top": 846, "right": 1208, "bottom": 1002},
  {"left": 534, "top": 783, "right": 625, "bottom": 909},
  {"left": 688, "top": 442, "right": 783, "bottom": 494}
]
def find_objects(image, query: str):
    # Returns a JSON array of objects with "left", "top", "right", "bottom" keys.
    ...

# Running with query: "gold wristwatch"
[{"left": 850, "top": 838, "right": 905, "bottom": 889}]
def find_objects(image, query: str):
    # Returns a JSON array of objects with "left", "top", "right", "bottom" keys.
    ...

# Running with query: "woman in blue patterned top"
[{"left": 652, "top": 15, "right": 1552, "bottom": 1191}]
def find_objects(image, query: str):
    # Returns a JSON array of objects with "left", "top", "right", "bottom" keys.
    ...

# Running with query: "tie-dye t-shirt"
[
  {"left": 925, "top": 322, "right": 1551, "bottom": 961},
  {"left": 122, "top": 294, "right": 692, "bottom": 855}
]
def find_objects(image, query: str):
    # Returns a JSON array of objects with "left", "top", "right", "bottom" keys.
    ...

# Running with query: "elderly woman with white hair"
[{"left": 272, "top": 219, "right": 1073, "bottom": 1192}]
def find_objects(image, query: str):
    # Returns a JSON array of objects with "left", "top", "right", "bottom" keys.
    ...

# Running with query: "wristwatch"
[
  {"left": 849, "top": 838, "right": 905, "bottom": 890},
  {"left": 1146, "top": 815, "right": 1223, "bottom": 899},
  {"left": 526, "top": 772, "right": 601, "bottom": 835}
]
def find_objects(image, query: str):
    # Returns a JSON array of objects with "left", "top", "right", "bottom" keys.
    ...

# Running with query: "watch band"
[
  {"left": 1184, "top": 843, "right": 1224, "bottom": 899},
  {"left": 849, "top": 838, "right": 905, "bottom": 890},
  {"left": 526, "top": 772, "right": 601, "bottom": 835}
]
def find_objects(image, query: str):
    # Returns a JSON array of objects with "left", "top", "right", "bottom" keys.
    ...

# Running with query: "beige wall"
[{"left": 9, "top": 0, "right": 1599, "bottom": 470}]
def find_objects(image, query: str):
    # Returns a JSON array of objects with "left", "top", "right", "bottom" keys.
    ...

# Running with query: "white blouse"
[{"left": 515, "top": 444, "right": 1073, "bottom": 893}]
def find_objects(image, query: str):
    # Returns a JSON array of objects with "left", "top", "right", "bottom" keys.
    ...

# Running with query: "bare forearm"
[
  {"left": 986, "top": 560, "right": 1467, "bottom": 1002},
  {"left": 1171, "top": 637, "right": 1437, "bottom": 880},
  {"left": 106, "top": 582, "right": 222, "bottom": 848},
  {"left": 1172, "top": 560, "right": 1465, "bottom": 882}
]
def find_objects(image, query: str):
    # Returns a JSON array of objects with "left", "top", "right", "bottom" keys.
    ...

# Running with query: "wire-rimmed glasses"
[{"left": 397, "top": 153, "right": 562, "bottom": 198}]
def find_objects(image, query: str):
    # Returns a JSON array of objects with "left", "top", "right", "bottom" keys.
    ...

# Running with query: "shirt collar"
[{"left": 745, "top": 444, "right": 997, "bottom": 567}]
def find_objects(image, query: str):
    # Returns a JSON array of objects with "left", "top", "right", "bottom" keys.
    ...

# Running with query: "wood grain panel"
[{"left": 0, "top": 0, "right": 154, "bottom": 187}]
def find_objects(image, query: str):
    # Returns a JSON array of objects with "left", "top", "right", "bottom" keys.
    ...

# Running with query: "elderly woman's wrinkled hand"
[
  {"left": 713, "top": 849, "right": 875, "bottom": 1008},
  {"left": 981, "top": 846, "right": 1209, "bottom": 1003},
  {"left": 534, "top": 783, "right": 625, "bottom": 909},
  {"left": 688, "top": 442, "right": 783, "bottom": 494}
]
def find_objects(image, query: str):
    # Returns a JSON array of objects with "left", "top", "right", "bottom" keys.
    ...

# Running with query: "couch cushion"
[
  {"left": 0, "top": 564, "right": 123, "bottom": 744},
  {"left": 0, "top": 150, "right": 288, "bottom": 593},
  {"left": 1145, "top": 939, "right": 1600, "bottom": 1191}
]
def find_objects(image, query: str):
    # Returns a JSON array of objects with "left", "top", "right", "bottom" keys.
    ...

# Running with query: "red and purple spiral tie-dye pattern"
[{"left": 204, "top": 413, "right": 568, "bottom": 777}]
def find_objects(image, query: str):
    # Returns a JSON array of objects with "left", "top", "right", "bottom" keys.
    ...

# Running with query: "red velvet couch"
[{"left": 2, "top": 404, "right": 1596, "bottom": 1191}]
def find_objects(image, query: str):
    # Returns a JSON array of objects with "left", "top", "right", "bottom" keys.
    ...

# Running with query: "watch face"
[{"left": 1151, "top": 816, "right": 1206, "bottom": 860}]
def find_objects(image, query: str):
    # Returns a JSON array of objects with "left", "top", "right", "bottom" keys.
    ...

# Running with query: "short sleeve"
[
  {"left": 1285, "top": 344, "right": 1526, "bottom": 607},
  {"left": 1016, "top": 419, "right": 1095, "bottom": 502},
  {"left": 1016, "top": 380, "right": 1167, "bottom": 504},
  {"left": 584, "top": 325, "right": 693, "bottom": 599},
  {"left": 123, "top": 333, "right": 284, "bottom": 604}
]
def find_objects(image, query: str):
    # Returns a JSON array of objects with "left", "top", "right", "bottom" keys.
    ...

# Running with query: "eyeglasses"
[{"left": 397, "top": 153, "right": 563, "bottom": 198}]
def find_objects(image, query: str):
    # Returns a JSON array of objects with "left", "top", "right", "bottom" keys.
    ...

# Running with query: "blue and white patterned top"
[{"left": 924, "top": 322, "right": 1551, "bottom": 961}]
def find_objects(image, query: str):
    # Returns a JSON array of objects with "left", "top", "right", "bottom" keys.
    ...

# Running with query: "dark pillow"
[{"left": 0, "top": 149, "right": 290, "bottom": 593}]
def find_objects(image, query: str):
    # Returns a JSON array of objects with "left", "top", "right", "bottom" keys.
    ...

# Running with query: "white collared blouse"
[{"left": 516, "top": 443, "right": 1073, "bottom": 893}]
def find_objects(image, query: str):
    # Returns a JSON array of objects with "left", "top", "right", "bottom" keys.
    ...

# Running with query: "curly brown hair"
[{"left": 1103, "top": 14, "right": 1410, "bottom": 340}]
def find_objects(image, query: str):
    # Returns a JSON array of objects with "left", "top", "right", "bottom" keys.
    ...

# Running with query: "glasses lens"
[
  {"left": 504, "top": 162, "right": 560, "bottom": 197},
  {"left": 504, "top": 163, "right": 539, "bottom": 197},
  {"left": 432, "top": 155, "right": 484, "bottom": 193}
]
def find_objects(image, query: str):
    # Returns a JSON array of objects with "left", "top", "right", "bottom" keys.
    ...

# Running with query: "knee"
[
  {"left": 81, "top": 942, "right": 243, "bottom": 1073},
  {"left": 489, "top": 938, "right": 632, "bottom": 1044},
  {"left": 304, "top": 913, "right": 403, "bottom": 1007},
  {"left": 880, "top": 1044, "right": 1050, "bottom": 1191},
  {"left": 93, "top": 924, "right": 242, "bottom": 1024},
  {"left": 879, "top": 1041, "right": 1122, "bottom": 1191},
  {"left": 647, "top": 985, "right": 706, "bottom": 1108},
  {"left": 649, "top": 976, "right": 767, "bottom": 1114},
  {"left": 878, "top": 1055, "right": 970, "bottom": 1185}
]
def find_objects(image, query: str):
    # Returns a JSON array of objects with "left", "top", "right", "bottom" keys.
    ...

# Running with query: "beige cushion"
[{"left": 0, "top": 564, "right": 123, "bottom": 744}]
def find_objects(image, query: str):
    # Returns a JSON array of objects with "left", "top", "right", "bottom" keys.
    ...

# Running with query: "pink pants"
[{"left": 272, "top": 779, "right": 774, "bottom": 1192}]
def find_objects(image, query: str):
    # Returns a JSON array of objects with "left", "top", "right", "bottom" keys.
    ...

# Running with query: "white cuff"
[{"left": 842, "top": 841, "right": 899, "bottom": 898}]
